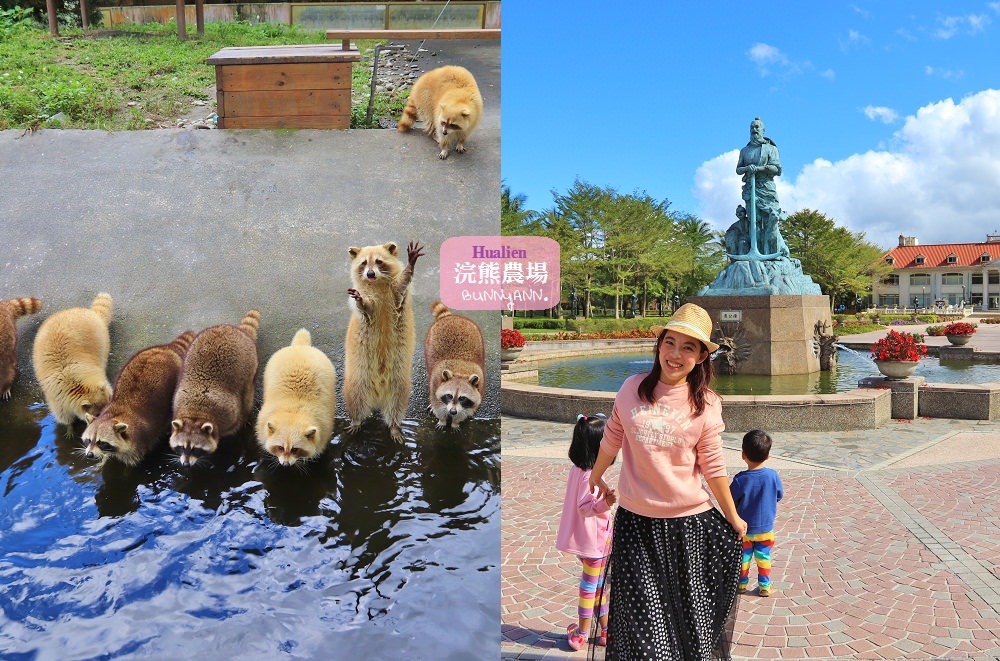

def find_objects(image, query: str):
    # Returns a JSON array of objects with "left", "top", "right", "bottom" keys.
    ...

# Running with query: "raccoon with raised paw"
[
  {"left": 256, "top": 328, "right": 337, "bottom": 467},
  {"left": 170, "top": 310, "right": 260, "bottom": 467},
  {"left": 424, "top": 301, "right": 485, "bottom": 430},
  {"left": 343, "top": 240, "right": 424, "bottom": 442},
  {"left": 32, "top": 293, "right": 113, "bottom": 425},
  {"left": 0, "top": 296, "right": 43, "bottom": 401},
  {"left": 82, "top": 330, "right": 195, "bottom": 466},
  {"left": 397, "top": 65, "right": 483, "bottom": 160}
]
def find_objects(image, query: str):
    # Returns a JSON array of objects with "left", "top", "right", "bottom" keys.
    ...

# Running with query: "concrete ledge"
[
  {"left": 859, "top": 376, "right": 925, "bottom": 419},
  {"left": 918, "top": 382, "right": 1000, "bottom": 420},
  {"left": 501, "top": 380, "right": 892, "bottom": 432}
]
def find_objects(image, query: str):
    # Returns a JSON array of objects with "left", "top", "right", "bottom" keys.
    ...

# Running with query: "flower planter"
[
  {"left": 945, "top": 334, "right": 972, "bottom": 346},
  {"left": 873, "top": 360, "right": 919, "bottom": 380},
  {"left": 501, "top": 348, "right": 523, "bottom": 362}
]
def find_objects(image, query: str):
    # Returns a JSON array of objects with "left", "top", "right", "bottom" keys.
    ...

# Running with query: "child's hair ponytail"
[{"left": 568, "top": 413, "right": 607, "bottom": 470}]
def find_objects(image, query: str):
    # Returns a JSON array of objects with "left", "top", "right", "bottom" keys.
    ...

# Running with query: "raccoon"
[
  {"left": 343, "top": 240, "right": 424, "bottom": 442},
  {"left": 0, "top": 296, "right": 43, "bottom": 401},
  {"left": 170, "top": 310, "right": 260, "bottom": 467},
  {"left": 397, "top": 65, "right": 483, "bottom": 159},
  {"left": 82, "top": 330, "right": 195, "bottom": 466},
  {"left": 32, "top": 293, "right": 113, "bottom": 425},
  {"left": 424, "top": 301, "right": 485, "bottom": 429},
  {"left": 256, "top": 328, "right": 337, "bottom": 467}
]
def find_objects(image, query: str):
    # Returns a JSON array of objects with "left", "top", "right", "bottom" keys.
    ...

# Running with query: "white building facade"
[{"left": 872, "top": 234, "right": 1000, "bottom": 310}]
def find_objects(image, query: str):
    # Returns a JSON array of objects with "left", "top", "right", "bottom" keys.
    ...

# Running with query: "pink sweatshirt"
[
  {"left": 600, "top": 374, "right": 728, "bottom": 519},
  {"left": 556, "top": 465, "right": 613, "bottom": 558}
]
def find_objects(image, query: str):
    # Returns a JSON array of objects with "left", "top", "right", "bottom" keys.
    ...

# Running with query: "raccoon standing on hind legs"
[
  {"left": 424, "top": 301, "right": 485, "bottom": 430},
  {"left": 343, "top": 240, "right": 424, "bottom": 443},
  {"left": 397, "top": 65, "right": 483, "bottom": 160},
  {"left": 0, "top": 296, "right": 43, "bottom": 401}
]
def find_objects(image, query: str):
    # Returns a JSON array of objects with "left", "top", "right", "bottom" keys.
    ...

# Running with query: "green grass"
[{"left": 0, "top": 19, "right": 408, "bottom": 130}]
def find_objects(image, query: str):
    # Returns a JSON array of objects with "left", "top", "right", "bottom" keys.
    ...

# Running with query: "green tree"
[
  {"left": 672, "top": 214, "right": 726, "bottom": 299},
  {"left": 782, "top": 209, "right": 892, "bottom": 309},
  {"left": 500, "top": 183, "right": 543, "bottom": 236}
]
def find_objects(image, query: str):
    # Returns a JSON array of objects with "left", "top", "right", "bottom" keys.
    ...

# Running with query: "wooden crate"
[{"left": 207, "top": 45, "right": 361, "bottom": 129}]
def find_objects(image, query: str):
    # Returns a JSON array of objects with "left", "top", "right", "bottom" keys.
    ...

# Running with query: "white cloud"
[
  {"left": 935, "top": 14, "right": 990, "bottom": 39},
  {"left": 841, "top": 29, "right": 871, "bottom": 50},
  {"left": 694, "top": 89, "right": 1000, "bottom": 250},
  {"left": 863, "top": 105, "right": 899, "bottom": 123},
  {"left": 925, "top": 64, "right": 964, "bottom": 79},
  {"left": 747, "top": 43, "right": 789, "bottom": 77}
]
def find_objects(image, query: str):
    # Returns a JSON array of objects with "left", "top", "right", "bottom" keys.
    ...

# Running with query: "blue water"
[
  {"left": 0, "top": 401, "right": 499, "bottom": 659},
  {"left": 535, "top": 350, "right": 1000, "bottom": 395}
]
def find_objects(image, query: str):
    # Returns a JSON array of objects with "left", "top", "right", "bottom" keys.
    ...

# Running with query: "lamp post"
[{"left": 922, "top": 286, "right": 926, "bottom": 308}]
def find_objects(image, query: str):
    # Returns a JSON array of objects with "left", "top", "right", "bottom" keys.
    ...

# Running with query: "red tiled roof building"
[{"left": 873, "top": 234, "right": 1000, "bottom": 310}]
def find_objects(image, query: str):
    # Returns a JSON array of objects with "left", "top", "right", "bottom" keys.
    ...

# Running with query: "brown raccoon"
[
  {"left": 170, "top": 310, "right": 260, "bottom": 467},
  {"left": 424, "top": 301, "right": 485, "bottom": 430},
  {"left": 397, "top": 65, "right": 483, "bottom": 159},
  {"left": 256, "top": 328, "right": 337, "bottom": 467},
  {"left": 0, "top": 296, "right": 43, "bottom": 401},
  {"left": 32, "top": 293, "right": 113, "bottom": 425},
  {"left": 344, "top": 240, "right": 424, "bottom": 442},
  {"left": 82, "top": 330, "right": 195, "bottom": 466}
]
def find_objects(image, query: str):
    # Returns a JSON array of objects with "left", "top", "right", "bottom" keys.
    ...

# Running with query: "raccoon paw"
[
  {"left": 438, "top": 149, "right": 449, "bottom": 160},
  {"left": 456, "top": 144, "right": 466, "bottom": 154},
  {"left": 389, "top": 425, "right": 405, "bottom": 443},
  {"left": 1, "top": 388, "right": 9, "bottom": 401},
  {"left": 345, "top": 422, "right": 362, "bottom": 435}
]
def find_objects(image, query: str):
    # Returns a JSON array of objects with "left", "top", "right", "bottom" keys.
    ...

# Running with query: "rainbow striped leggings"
[
  {"left": 739, "top": 531, "right": 775, "bottom": 589},
  {"left": 577, "top": 556, "right": 610, "bottom": 621}
]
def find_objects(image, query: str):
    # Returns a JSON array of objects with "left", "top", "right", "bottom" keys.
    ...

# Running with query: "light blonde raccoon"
[
  {"left": 32, "top": 293, "right": 113, "bottom": 424},
  {"left": 343, "top": 240, "right": 424, "bottom": 442},
  {"left": 397, "top": 65, "right": 483, "bottom": 159},
  {"left": 256, "top": 328, "right": 337, "bottom": 467}
]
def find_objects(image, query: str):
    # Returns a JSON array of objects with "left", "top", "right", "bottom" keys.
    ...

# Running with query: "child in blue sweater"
[{"left": 730, "top": 429, "right": 784, "bottom": 597}]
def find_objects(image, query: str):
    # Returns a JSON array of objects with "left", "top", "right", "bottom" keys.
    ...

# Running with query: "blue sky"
[{"left": 501, "top": 2, "right": 1000, "bottom": 250}]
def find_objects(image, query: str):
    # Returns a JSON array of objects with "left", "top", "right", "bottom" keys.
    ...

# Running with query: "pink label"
[{"left": 440, "top": 236, "right": 561, "bottom": 311}]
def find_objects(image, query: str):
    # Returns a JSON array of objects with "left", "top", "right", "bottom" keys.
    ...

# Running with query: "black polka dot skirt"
[{"left": 590, "top": 507, "right": 742, "bottom": 661}]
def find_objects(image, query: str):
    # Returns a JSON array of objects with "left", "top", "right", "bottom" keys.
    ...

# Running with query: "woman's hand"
[
  {"left": 727, "top": 513, "right": 748, "bottom": 538},
  {"left": 589, "top": 474, "right": 610, "bottom": 501}
]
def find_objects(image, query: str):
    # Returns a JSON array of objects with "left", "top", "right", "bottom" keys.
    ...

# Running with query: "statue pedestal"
[{"left": 690, "top": 294, "right": 831, "bottom": 375}]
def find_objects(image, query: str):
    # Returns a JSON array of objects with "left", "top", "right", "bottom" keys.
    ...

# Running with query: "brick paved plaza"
[{"left": 501, "top": 416, "right": 1000, "bottom": 660}]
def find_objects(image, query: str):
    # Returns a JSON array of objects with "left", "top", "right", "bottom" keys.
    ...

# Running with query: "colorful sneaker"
[
  {"left": 758, "top": 586, "right": 772, "bottom": 597},
  {"left": 598, "top": 626, "right": 609, "bottom": 647},
  {"left": 567, "top": 624, "right": 587, "bottom": 651},
  {"left": 737, "top": 584, "right": 748, "bottom": 594}
]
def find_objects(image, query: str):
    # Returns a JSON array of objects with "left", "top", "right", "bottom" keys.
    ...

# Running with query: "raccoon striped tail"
[
  {"left": 239, "top": 310, "right": 261, "bottom": 340},
  {"left": 291, "top": 328, "right": 312, "bottom": 347},
  {"left": 4, "top": 297, "right": 43, "bottom": 318},
  {"left": 169, "top": 330, "right": 197, "bottom": 357},
  {"left": 430, "top": 301, "right": 452, "bottom": 319},
  {"left": 90, "top": 293, "right": 114, "bottom": 326}
]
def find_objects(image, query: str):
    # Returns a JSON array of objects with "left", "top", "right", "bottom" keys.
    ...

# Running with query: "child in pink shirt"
[{"left": 556, "top": 413, "right": 617, "bottom": 651}]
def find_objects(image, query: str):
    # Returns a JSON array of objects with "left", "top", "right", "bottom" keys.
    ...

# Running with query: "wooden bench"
[
  {"left": 325, "top": 28, "right": 501, "bottom": 51},
  {"left": 206, "top": 44, "right": 361, "bottom": 129}
]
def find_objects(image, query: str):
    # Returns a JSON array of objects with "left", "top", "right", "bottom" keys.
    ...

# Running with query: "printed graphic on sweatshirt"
[{"left": 629, "top": 402, "right": 693, "bottom": 448}]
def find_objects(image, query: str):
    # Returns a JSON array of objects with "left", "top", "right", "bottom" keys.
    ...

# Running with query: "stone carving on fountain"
[
  {"left": 814, "top": 320, "right": 838, "bottom": 371},
  {"left": 712, "top": 322, "right": 752, "bottom": 375},
  {"left": 700, "top": 117, "right": 822, "bottom": 297}
]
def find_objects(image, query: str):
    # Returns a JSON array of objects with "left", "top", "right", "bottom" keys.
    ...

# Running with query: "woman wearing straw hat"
[{"left": 589, "top": 303, "right": 746, "bottom": 660}]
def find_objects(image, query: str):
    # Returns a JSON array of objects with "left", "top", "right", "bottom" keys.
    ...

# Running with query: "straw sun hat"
[{"left": 650, "top": 303, "right": 720, "bottom": 353}]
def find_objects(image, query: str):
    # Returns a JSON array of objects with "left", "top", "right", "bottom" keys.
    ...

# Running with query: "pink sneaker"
[
  {"left": 566, "top": 624, "right": 587, "bottom": 651},
  {"left": 598, "top": 626, "right": 608, "bottom": 646}
]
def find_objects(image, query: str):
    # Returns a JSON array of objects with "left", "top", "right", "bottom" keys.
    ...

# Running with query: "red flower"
[
  {"left": 943, "top": 321, "right": 977, "bottom": 336},
  {"left": 501, "top": 328, "right": 526, "bottom": 349},
  {"left": 870, "top": 330, "right": 927, "bottom": 362}
]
